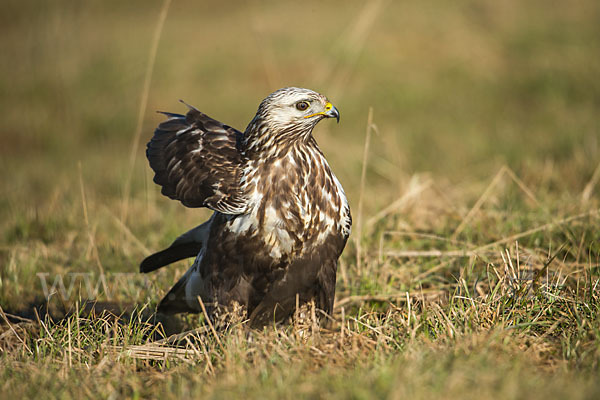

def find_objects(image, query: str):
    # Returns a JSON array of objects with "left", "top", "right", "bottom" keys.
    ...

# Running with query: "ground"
[{"left": 1, "top": 0, "right": 599, "bottom": 398}]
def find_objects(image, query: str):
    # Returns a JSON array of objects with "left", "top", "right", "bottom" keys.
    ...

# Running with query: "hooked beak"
[
  {"left": 303, "top": 101, "right": 340, "bottom": 123},
  {"left": 323, "top": 102, "right": 340, "bottom": 123}
]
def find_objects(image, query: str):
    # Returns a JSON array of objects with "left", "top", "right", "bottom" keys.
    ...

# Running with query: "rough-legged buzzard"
[{"left": 141, "top": 87, "right": 351, "bottom": 327}]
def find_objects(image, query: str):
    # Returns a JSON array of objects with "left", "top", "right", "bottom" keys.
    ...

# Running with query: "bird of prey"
[{"left": 140, "top": 87, "right": 351, "bottom": 328}]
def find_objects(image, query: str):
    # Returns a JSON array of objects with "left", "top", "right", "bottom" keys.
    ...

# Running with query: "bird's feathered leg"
[
  {"left": 248, "top": 247, "right": 339, "bottom": 328},
  {"left": 140, "top": 220, "right": 210, "bottom": 273}
]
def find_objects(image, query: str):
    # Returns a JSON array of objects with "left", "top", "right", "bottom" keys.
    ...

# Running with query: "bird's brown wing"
[
  {"left": 140, "top": 220, "right": 211, "bottom": 273},
  {"left": 146, "top": 102, "right": 247, "bottom": 214}
]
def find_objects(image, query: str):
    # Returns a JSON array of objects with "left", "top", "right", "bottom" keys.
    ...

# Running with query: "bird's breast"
[{"left": 225, "top": 146, "right": 350, "bottom": 261}]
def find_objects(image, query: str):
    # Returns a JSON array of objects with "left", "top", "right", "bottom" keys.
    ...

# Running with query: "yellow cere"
[{"left": 303, "top": 102, "right": 333, "bottom": 119}]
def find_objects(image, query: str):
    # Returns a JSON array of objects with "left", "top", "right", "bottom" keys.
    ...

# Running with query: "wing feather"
[{"left": 146, "top": 105, "right": 247, "bottom": 214}]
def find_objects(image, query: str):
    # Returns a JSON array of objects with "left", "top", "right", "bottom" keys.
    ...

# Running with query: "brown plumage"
[{"left": 141, "top": 87, "right": 351, "bottom": 327}]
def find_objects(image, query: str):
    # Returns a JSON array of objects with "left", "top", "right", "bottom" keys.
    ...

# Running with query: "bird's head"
[{"left": 244, "top": 87, "right": 340, "bottom": 155}]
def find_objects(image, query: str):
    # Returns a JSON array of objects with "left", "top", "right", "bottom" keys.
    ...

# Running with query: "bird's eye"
[{"left": 296, "top": 101, "right": 309, "bottom": 111}]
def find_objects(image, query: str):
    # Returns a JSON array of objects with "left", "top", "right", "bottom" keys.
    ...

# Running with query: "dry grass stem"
[
  {"left": 121, "top": 0, "right": 172, "bottom": 224},
  {"left": 355, "top": 107, "right": 374, "bottom": 271},
  {"left": 582, "top": 160, "right": 600, "bottom": 201}
]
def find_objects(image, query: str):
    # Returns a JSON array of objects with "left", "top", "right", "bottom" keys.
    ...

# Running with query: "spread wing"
[{"left": 146, "top": 102, "right": 247, "bottom": 214}]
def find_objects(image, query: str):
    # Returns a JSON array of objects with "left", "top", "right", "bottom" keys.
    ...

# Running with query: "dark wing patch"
[
  {"left": 140, "top": 220, "right": 210, "bottom": 273},
  {"left": 146, "top": 104, "right": 247, "bottom": 214},
  {"left": 139, "top": 241, "right": 202, "bottom": 273}
]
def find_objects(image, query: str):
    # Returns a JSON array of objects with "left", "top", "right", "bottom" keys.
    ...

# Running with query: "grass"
[{"left": 1, "top": 0, "right": 600, "bottom": 398}]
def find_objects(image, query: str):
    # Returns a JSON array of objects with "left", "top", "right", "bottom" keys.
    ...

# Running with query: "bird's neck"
[{"left": 242, "top": 119, "right": 316, "bottom": 161}]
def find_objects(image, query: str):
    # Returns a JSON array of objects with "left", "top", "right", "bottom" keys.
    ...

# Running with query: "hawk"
[{"left": 140, "top": 87, "right": 351, "bottom": 327}]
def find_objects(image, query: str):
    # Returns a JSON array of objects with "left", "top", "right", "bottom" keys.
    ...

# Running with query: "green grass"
[{"left": 1, "top": 0, "right": 600, "bottom": 398}]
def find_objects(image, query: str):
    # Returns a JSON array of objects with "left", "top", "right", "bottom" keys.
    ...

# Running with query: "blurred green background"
[{"left": 1, "top": 0, "right": 599, "bottom": 242}]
